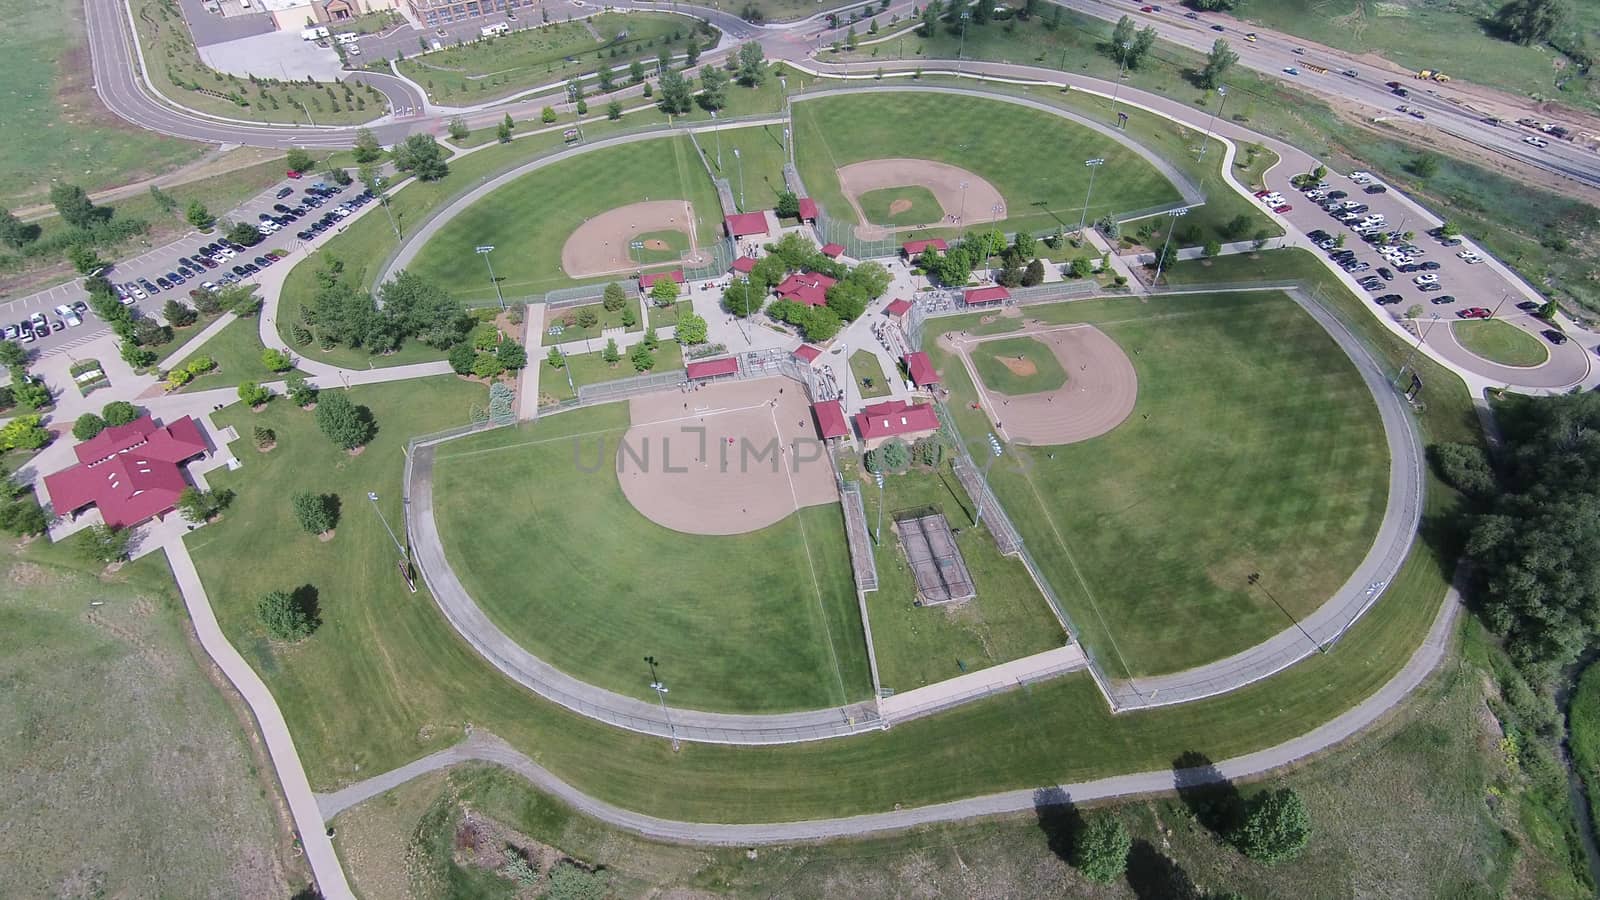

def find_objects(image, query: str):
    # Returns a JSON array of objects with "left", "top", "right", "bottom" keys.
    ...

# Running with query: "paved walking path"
[
  {"left": 163, "top": 540, "right": 354, "bottom": 900},
  {"left": 317, "top": 577, "right": 1462, "bottom": 842}
]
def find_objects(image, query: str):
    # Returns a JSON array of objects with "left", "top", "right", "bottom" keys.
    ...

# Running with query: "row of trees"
[
  {"left": 656, "top": 41, "right": 768, "bottom": 115},
  {"left": 302, "top": 263, "right": 470, "bottom": 356}
]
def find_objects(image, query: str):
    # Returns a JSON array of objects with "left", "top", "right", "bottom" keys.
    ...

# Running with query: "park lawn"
[
  {"left": 175, "top": 314, "right": 304, "bottom": 393},
  {"left": 848, "top": 350, "right": 892, "bottom": 399},
  {"left": 397, "top": 13, "right": 707, "bottom": 105},
  {"left": 1451, "top": 319, "right": 1551, "bottom": 368},
  {"left": 793, "top": 91, "right": 1180, "bottom": 239},
  {"left": 540, "top": 293, "right": 643, "bottom": 346},
  {"left": 859, "top": 185, "right": 944, "bottom": 227},
  {"left": 429, "top": 405, "right": 872, "bottom": 712},
  {"left": 969, "top": 335, "right": 1069, "bottom": 394},
  {"left": 647, "top": 299, "right": 691, "bottom": 329},
  {"left": 700, "top": 122, "right": 791, "bottom": 215},
  {"left": 541, "top": 340, "right": 684, "bottom": 402},
  {"left": 0, "top": 540, "right": 291, "bottom": 896},
  {"left": 0, "top": 0, "right": 197, "bottom": 206},
  {"left": 837, "top": 454, "right": 1066, "bottom": 692},
  {"left": 407, "top": 136, "right": 723, "bottom": 304},
  {"left": 927, "top": 290, "right": 1392, "bottom": 678}
]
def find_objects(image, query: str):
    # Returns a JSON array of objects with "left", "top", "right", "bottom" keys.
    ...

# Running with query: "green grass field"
[
  {"left": 632, "top": 228, "right": 690, "bottom": 264},
  {"left": 397, "top": 13, "right": 706, "bottom": 104},
  {"left": 429, "top": 405, "right": 872, "bottom": 712},
  {"left": 969, "top": 336, "right": 1069, "bottom": 394},
  {"left": 1451, "top": 319, "right": 1551, "bottom": 368},
  {"left": 701, "top": 122, "right": 791, "bottom": 215},
  {"left": 858, "top": 185, "right": 944, "bottom": 226},
  {"left": 928, "top": 291, "right": 1391, "bottom": 677},
  {"left": 848, "top": 350, "right": 892, "bottom": 399},
  {"left": 174, "top": 314, "right": 303, "bottom": 393},
  {"left": 0, "top": 0, "right": 197, "bottom": 206},
  {"left": 794, "top": 92, "right": 1181, "bottom": 237},
  {"left": 539, "top": 341, "right": 683, "bottom": 403},
  {"left": 1, "top": 543, "right": 291, "bottom": 896},
  {"left": 408, "top": 136, "right": 722, "bottom": 303},
  {"left": 540, "top": 294, "right": 642, "bottom": 346}
]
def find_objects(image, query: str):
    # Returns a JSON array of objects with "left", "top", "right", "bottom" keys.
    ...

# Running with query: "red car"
[
  {"left": 1140, "top": 5, "right": 1154, "bottom": 11},
  {"left": 1273, "top": 204, "right": 1293, "bottom": 213},
  {"left": 286, "top": 170, "right": 303, "bottom": 179},
  {"left": 1456, "top": 307, "right": 1492, "bottom": 319},
  {"left": 1254, "top": 189, "right": 1273, "bottom": 198}
]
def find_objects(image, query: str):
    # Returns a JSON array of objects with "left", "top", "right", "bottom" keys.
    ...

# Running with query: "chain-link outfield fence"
[
  {"left": 838, "top": 480, "right": 879, "bottom": 593},
  {"left": 576, "top": 368, "right": 689, "bottom": 404},
  {"left": 684, "top": 234, "right": 736, "bottom": 281}
]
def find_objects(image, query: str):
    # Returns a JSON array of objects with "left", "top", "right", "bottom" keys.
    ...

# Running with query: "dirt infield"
[
  {"left": 943, "top": 323, "right": 1138, "bottom": 446},
  {"left": 618, "top": 378, "right": 839, "bottom": 535},
  {"left": 835, "top": 158, "right": 1006, "bottom": 239},
  {"left": 560, "top": 200, "right": 709, "bottom": 278}
]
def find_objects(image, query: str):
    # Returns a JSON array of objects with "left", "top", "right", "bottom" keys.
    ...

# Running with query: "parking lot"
[{"left": 1, "top": 174, "right": 373, "bottom": 357}]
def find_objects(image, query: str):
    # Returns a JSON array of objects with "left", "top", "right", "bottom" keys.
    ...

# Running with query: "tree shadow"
[
  {"left": 357, "top": 404, "right": 379, "bottom": 444},
  {"left": 1126, "top": 838, "right": 1201, "bottom": 900},
  {"left": 1033, "top": 786, "right": 1084, "bottom": 864},
  {"left": 1172, "top": 751, "right": 1243, "bottom": 842},
  {"left": 292, "top": 584, "right": 323, "bottom": 630},
  {"left": 322, "top": 492, "right": 342, "bottom": 530}
]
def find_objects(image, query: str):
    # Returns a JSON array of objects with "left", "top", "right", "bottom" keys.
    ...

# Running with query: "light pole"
[
  {"left": 475, "top": 245, "right": 506, "bottom": 310},
  {"left": 643, "top": 656, "right": 680, "bottom": 751},
  {"left": 1077, "top": 158, "right": 1105, "bottom": 235},
  {"left": 1152, "top": 208, "right": 1188, "bottom": 286},
  {"left": 1109, "top": 41, "right": 1132, "bottom": 120},
  {"left": 975, "top": 433, "right": 1002, "bottom": 527},
  {"left": 366, "top": 491, "right": 406, "bottom": 558},
  {"left": 733, "top": 147, "right": 744, "bottom": 212},
  {"left": 557, "top": 345, "right": 577, "bottom": 398},
  {"left": 1197, "top": 84, "right": 1228, "bottom": 161},
  {"left": 957, "top": 12, "right": 971, "bottom": 75},
  {"left": 711, "top": 110, "right": 721, "bottom": 170},
  {"left": 1489, "top": 290, "right": 1511, "bottom": 318},
  {"left": 874, "top": 471, "right": 884, "bottom": 544},
  {"left": 960, "top": 180, "right": 969, "bottom": 221},
  {"left": 629, "top": 239, "right": 644, "bottom": 269}
]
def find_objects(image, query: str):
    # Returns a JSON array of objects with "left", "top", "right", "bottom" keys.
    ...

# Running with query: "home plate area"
[{"left": 618, "top": 379, "right": 839, "bottom": 536}]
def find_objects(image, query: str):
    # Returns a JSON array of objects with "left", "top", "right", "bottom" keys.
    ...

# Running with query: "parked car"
[
  {"left": 1365, "top": 184, "right": 1388, "bottom": 194},
  {"left": 1430, "top": 294, "right": 1456, "bottom": 305},
  {"left": 1419, "top": 282, "right": 1444, "bottom": 293},
  {"left": 277, "top": 186, "right": 295, "bottom": 199},
  {"left": 1457, "top": 308, "right": 1492, "bottom": 319},
  {"left": 1377, "top": 267, "right": 1394, "bottom": 281},
  {"left": 1413, "top": 273, "right": 1440, "bottom": 285},
  {"left": 1517, "top": 300, "right": 1542, "bottom": 312},
  {"left": 1542, "top": 329, "right": 1569, "bottom": 345},
  {"left": 1374, "top": 294, "right": 1403, "bottom": 305}
]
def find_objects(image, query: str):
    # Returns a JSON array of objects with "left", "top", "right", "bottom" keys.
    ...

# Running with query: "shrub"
[
  {"left": 238, "top": 381, "right": 271, "bottom": 407},
  {"left": 72, "top": 413, "right": 107, "bottom": 441},
  {"left": 254, "top": 425, "right": 276, "bottom": 448},
  {"left": 286, "top": 372, "right": 318, "bottom": 406},
  {"left": 471, "top": 353, "right": 506, "bottom": 379},
  {"left": 1071, "top": 813, "right": 1131, "bottom": 884},
  {"left": 101, "top": 400, "right": 140, "bottom": 425},
  {"left": 448, "top": 343, "right": 476, "bottom": 374},
  {"left": 257, "top": 589, "right": 317, "bottom": 640},
  {"left": 1233, "top": 787, "right": 1311, "bottom": 863},
  {"left": 261, "top": 348, "right": 293, "bottom": 373}
]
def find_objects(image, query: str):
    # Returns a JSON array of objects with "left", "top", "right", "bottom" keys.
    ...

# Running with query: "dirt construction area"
[
  {"left": 942, "top": 323, "right": 1139, "bottom": 446},
  {"left": 836, "top": 159, "right": 1006, "bottom": 239},
  {"left": 559, "top": 200, "right": 709, "bottom": 278},
  {"left": 618, "top": 378, "right": 839, "bottom": 535}
]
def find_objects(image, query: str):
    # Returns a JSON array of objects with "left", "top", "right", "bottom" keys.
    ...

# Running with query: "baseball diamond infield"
[
  {"left": 943, "top": 324, "right": 1138, "bottom": 446},
  {"left": 619, "top": 378, "right": 839, "bottom": 535},
  {"left": 560, "top": 200, "right": 709, "bottom": 279},
  {"left": 836, "top": 159, "right": 1006, "bottom": 239}
]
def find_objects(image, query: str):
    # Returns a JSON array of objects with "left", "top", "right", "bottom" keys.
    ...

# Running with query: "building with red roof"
[
  {"left": 685, "top": 357, "right": 741, "bottom": 380},
  {"left": 638, "top": 269, "right": 684, "bottom": 289},
  {"left": 796, "top": 197, "right": 819, "bottom": 222},
  {"left": 902, "top": 238, "right": 949, "bottom": 257},
  {"left": 724, "top": 212, "right": 769, "bottom": 238},
  {"left": 853, "top": 399, "right": 941, "bottom": 446},
  {"left": 819, "top": 243, "right": 845, "bottom": 259},
  {"left": 774, "top": 271, "right": 838, "bottom": 308},
  {"left": 792, "top": 344, "right": 822, "bottom": 364},
  {"left": 811, "top": 399, "right": 850, "bottom": 440},
  {"left": 963, "top": 285, "right": 1010, "bottom": 306},
  {"left": 731, "top": 256, "right": 757, "bottom": 274},
  {"left": 904, "top": 351, "right": 938, "bottom": 388},
  {"left": 44, "top": 415, "right": 209, "bottom": 529},
  {"left": 884, "top": 297, "right": 913, "bottom": 319}
]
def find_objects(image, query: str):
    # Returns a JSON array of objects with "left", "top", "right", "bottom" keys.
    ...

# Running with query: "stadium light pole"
[
  {"left": 1197, "top": 84, "right": 1228, "bottom": 161},
  {"left": 874, "top": 471, "right": 884, "bottom": 544},
  {"left": 366, "top": 491, "right": 406, "bottom": 559},
  {"left": 475, "top": 245, "right": 506, "bottom": 310},
  {"left": 733, "top": 147, "right": 745, "bottom": 212},
  {"left": 1077, "top": 158, "right": 1105, "bottom": 236},
  {"left": 557, "top": 345, "right": 577, "bottom": 398},
  {"left": 1109, "top": 41, "right": 1132, "bottom": 120},
  {"left": 1152, "top": 208, "right": 1188, "bottom": 285},
  {"left": 975, "top": 434, "right": 1002, "bottom": 527},
  {"left": 711, "top": 110, "right": 721, "bottom": 170},
  {"left": 644, "top": 656, "right": 680, "bottom": 751},
  {"left": 957, "top": 12, "right": 971, "bottom": 76},
  {"left": 959, "top": 181, "right": 969, "bottom": 221}
]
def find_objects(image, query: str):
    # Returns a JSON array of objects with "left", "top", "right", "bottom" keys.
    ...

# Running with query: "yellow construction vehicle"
[{"left": 1416, "top": 69, "right": 1451, "bottom": 82}]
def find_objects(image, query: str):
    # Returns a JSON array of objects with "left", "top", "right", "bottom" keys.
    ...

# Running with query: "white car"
[
  {"left": 1523, "top": 136, "right": 1549, "bottom": 148},
  {"left": 219, "top": 248, "right": 236, "bottom": 259},
  {"left": 65, "top": 312, "right": 82, "bottom": 327},
  {"left": 1457, "top": 249, "right": 1483, "bottom": 263},
  {"left": 1414, "top": 273, "right": 1440, "bottom": 285},
  {"left": 1350, "top": 171, "right": 1372, "bottom": 183}
]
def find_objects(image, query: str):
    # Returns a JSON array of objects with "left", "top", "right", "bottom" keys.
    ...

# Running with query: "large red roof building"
[
  {"left": 853, "top": 399, "right": 941, "bottom": 444},
  {"left": 724, "top": 212, "right": 770, "bottom": 238},
  {"left": 774, "top": 271, "right": 838, "bottom": 307},
  {"left": 44, "top": 415, "right": 209, "bottom": 529}
]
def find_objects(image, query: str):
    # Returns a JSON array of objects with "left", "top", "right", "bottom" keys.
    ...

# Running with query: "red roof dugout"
[
  {"left": 903, "top": 238, "right": 948, "bottom": 257},
  {"left": 686, "top": 357, "right": 740, "bottom": 380},
  {"left": 797, "top": 198, "right": 820, "bottom": 221},
  {"left": 904, "top": 351, "right": 938, "bottom": 387},
  {"left": 725, "top": 212, "right": 769, "bottom": 238},
  {"left": 964, "top": 286, "right": 1010, "bottom": 306},
  {"left": 811, "top": 400, "right": 850, "bottom": 440},
  {"left": 639, "top": 269, "right": 684, "bottom": 289}
]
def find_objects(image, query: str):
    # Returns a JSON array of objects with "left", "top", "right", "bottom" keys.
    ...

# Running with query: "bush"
[
  {"left": 291, "top": 491, "right": 337, "bottom": 535},
  {"left": 77, "top": 524, "right": 131, "bottom": 563},
  {"left": 238, "top": 381, "right": 271, "bottom": 407},
  {"left": 880, "top": 438, "right": 911, "bottom": 471},
  {"left": 286, "top": 372, "right": 317, "bottom": 406},
  {"left": 448, "top": 343, "right": 477, "bottom": 374},
  {"left": 1233, "top": 787, "right": 1311, "bottom": 863},
  {"left": 257, "top": 589, "right": 317, "bottom": 641},
  {"left": 1072, "top": 813, "right": 1131, "bottom": 884},
  {"left": 0, "top": 415, "right": 50, "bottom": 451},
  {"left": 0, "top": 495, "right": 49, "bottom": 537},
  {"left": 261, "top": 348, "right": 293, "bottom": 373},
  {"left": 471, "top": 353, "right": 506, "bottom": 379},
  {"left": 254, "top": 425, "right": 276, "bottom": 448},
  {"left": 102, "top": 400, "right": 140, "bottom": 425},
  {"left": 1432, "top": 442, "right": 1495, "bottom": 496},
  {"left": 72, "top": 413, "right": 107, "bottom": 441}
]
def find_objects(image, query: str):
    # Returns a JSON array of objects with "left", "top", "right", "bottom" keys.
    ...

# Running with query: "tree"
[
  {"left": 723, "top": 278, "right": 763, "bottom": 317},
  {"left": 1200, "top": 38, "right": 1238, "bottom": 88},
  {"left": 629, "top": 58, "right": 647, "bottom": 84},
  {"left": 315, "top": 391, "right": 374, "bottom": 450},
  {"left": 102, "top": 400, "right": 139, "bottom": 426},
  {"left": 257, "top": 589, "right": 317, "bottom": 641},
  {"left": 376, "top": 270, "right": 470, "bottom": 348},
  {"left": 1072, "top": 813, "right": 1132, "bottom": 884},
  {"left": 677, "top": 310, "right": 708, "bottom": 344},
  {"left": 448, "top": 343, "right": 476, "bottom": 375},
  {"left": 0, "top": 207, "right": 36, "bottom": 249},
  {"left": 1433, "top": 441, "right": 1496, "bottom": 496},
  {"left": 602, "top": 282, "right": 627, "bottom": 312},
  {"left": 546, "top": 346, "right": 565, "bottom": 368},
  {"left": 1111, "top": 15, "right": 1137, "bottom": 61},
  {"left": 685, "top": 37, "right": 701, "bottom": 66},
  {"left": 798, "top": 305, "right": 842, "bottom": 341},
  {"left": 1408, "top": 153, "right": 1440, "bottom": 178},
  {"left": 0, "top": 340, "right": 25, "bottom": 368},
  {"left": 285, "top": 148, "right": 317, "bottom": 173},
  {"left": 1069, "top": 256, "right": 1095, "bottom": 278},
  {"left": 629, "top": 342, "right": 656, "bottom": 372},
  {"left": 1203, "top": 238, "right": 1223, "bottom": 257},
  {"left": 176, "top": 486, "right": 231, "bottom": 524},
  {"left": 642, "top": 327, "right": 659, "bottom": 351},
  {"left": 50, "top": 183, "right": 106, "bottom": 229},
  {"left": 10, "top": 377, "right": 50, "bottom": 412},
  {"left": 826, "top": 280, "right": 869, "bottom": 321},
  {"left": 602, "top": 338, "right": 621, "bottom": 364},
  {"left": 1492, "top": 0, "right": 1569, "bottom": 45},
  {"left": 78, "top": 524, "right": 132, "bottom": 564},
  {"left": 286, "top": 372, "right": 318, "bottom": 406},
  {"left": 847, "top": 260, "right": 892, "bottom": 298},
  {"left": 920, "top": 0, "right": 940, "bottom": 36},
  {"left": 698, "top": 65, "right": 729, "bottom": 110},
  {"left": 1011, "top": 230, "right": 1037, "bottom": 264},
  {"left": 292, "top": 491, "right": 338, "bottom": 535},
  {"left": 1023, "top": 258, "right": 1046, "bottom": 286},
  {"left": 597, "top": 63, "right": 616, "bottom": 93},
  {"left": 650, "top": 276, "right": 680, "bottom": 306},
  {"left": 496, "top": 337, "right": 527, "bottom": 370},
  {"left": 72, "top": 413, "right": 107, "bottom": 441},
  {"left": 352, "top": 126, "right": 384, "bottom": 164},
  {"left": 496, "top": 118, "right": 514, "bottom": 143},
  {"left": 185, "top": 199, "right": 215, "bottom": 230},
  {"left": 1440, "top": 221, "right": 1462, "bottom": 237},
  {"left": 162, "top": 299, "right": 198, "bottom": 328},
  {"left": 775, "top": 190, "right": 801, "bottom": 219},
  {"left": 67, "top": 245, "right": 104, "bottom": 275},
  {"left": 1132, "top": 24, "right": 1158, "bottom": 66},
  {"left": 541, "top": 106, "right": 558, "bottom": 124},
  {"left": 0, "top": 494, "right": 48, "bottom": 537},
  {"left": 620, "top": 305, "right": 638, "bottom": 328},
  {"left": 545, "top": 861, "right": 607, "bottom": 900},
  {"left": 606, "top": 100, "right": 623, "bottom": 120},
  {"left": 972, "top": 0, "right": 990, "bottom": 24},
  {"left": 880, "top": 438, "right": 911, "bottom": 470},
  {"left": 239, "top": 381, "right": 271, "bottom": 407},
  {"left": 736, "top": 41, "right": 766, "bottom": 86},
  {"left": 574, "top": 98, "right": 588, "bottom": 116},
  {"left": 1234, "top": 788, "right": 1311, "bottom": 863},
  {"left": 227, "top": 221, "right": 263, "bottom": 246},
  {"left": 0, "top": 415, "right": 48, "bottom": 451},
  {"left": 577, "top": 307, "right": 600, "bottom": 329},
  {"left": 392, "top": 134, "right": 449, "bottom": 181},
  {"left": 658, "top": 69, "right": 694, "bottom": 114}
]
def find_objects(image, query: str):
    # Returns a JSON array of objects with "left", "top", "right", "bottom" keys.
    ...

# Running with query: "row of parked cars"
[
  {"left": 115, "top": 235, "right": 261, "bottom": 303},
  {"left": 282, "top": 184, "right": 376, "bottom": 242},
  {"left": 3, "top": 302, "right": 88, "bottom": 343}
]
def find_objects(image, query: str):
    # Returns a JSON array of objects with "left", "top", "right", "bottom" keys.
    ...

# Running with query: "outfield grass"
[
  {"left": 859, "top": 185, "right": 944, "bottom": 226},
  {"left": 429, "top": 405, "right": 873, "bottom": 712},
  {"left": 837, "top": 454, "right": 1065, "bottom": 691},
  {"left": 1, "top": 542, "right": 290, "bottom": 896},
  {"left": 397, "top": 13, "right": 706, "bottom": 104},
  {"left": 928, "top": 291, "right": 1391, "bottom": 677},
  {"left": 408, "top": 137, "right": 723, "bottom": 303},
  {"left": 701, "top": 122, "right": 791, "bottom": 215},
  {"left": 1451, "top": 319, "right": 1551, "bottom": 368},
  {"left": 969, "top": 335, "right": 1068, "bottom": 394},
  {"left": 848, "top": 349, "right": 892, "bottom": 399},
  {"left": 175, "top": 314, "right": 303, "bottom": 393},
  {"left": 794, "top": 92, "right": 1180, "bottom": 238}
]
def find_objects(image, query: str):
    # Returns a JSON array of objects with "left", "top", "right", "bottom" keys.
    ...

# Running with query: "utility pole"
[
  {"left": 476, "top": 245, "right": 506, "bottom": 310},
  {"left": 1151, "top": 208, "right": 1188, "bottom": 286},
  {"left": 644, "top": 656, "right": 680, "bottom": 751},
  {"left": 1197, "top": 84, "right": 1228, "bottom": 161},
  {"left": 558, "top": 345, "right": 577, "bottom": 398},
  {"left": 957, "top": 12, "right": 971, "bottom": 76},
  {"left": 1077, "top": 158, "right": 1105, "bottom": 235},
  {"left": 711, "top": 110, "right": 721, "bottom": 170},
  {"left": 976, "top": 433, "right": 1002, "bottom": 527}
]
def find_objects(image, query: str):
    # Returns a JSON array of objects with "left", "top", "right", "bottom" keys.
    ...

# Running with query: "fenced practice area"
[{"left": 893, "top": 510, "right": 977, "bottom": 605}]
